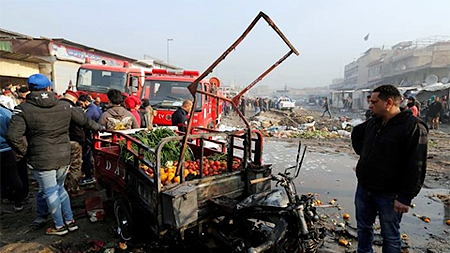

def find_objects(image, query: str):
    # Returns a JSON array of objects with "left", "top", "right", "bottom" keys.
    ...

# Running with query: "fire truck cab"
[
  {"left": 142, "top": 69, "right": 222, "bottom": 129},
  {"left": 76, "top": 60, "right": 146, "bottom": 103}
]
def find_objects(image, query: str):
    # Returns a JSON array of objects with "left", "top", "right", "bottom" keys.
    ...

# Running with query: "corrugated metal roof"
[{"left": 0, "top": 51, "right": 51, "bottom": 63}]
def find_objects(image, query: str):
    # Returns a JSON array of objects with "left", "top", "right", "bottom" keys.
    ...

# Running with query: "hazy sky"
[{"left": 1, "top": 0, "right": 449, "bottom": 89}]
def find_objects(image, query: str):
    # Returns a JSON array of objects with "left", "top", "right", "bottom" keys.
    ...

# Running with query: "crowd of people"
[
  {"left": 0, "top": 74, "right": 164, "bottom": 236},
  {"left": 222, "top": 96, "right": 285, "bottom": 118}
]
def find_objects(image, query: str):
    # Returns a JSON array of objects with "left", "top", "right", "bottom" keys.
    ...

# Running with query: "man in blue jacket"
[
  {"left": 0, "top": 105, "right": 23, "bottom": 212},
  {"left": 351, "top": 85, "right": 428, "bottom": 252}
]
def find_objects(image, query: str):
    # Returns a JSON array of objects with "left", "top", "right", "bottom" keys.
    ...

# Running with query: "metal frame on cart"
[{"left": 176, "top": 11, "right": 299, "bottom": 177}]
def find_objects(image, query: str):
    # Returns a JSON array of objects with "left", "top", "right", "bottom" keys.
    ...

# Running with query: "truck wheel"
[{"left": 114, "top": 198, "right": 134, "bottom": 241}]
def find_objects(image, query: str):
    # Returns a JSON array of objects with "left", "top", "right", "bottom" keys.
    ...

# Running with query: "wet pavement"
[{"left": 263, "top": 139, "right": 450, "bottom": 251}]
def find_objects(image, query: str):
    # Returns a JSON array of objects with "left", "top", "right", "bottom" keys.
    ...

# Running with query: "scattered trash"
[
  {"left": 119, "top": 242, "right": 127, "bottom": 250},
  {"left": 401, "top": 233, "right": 409, "bottom": 241},
  {"left": 413, "top": 213, "right": 431, "bottom": 223},
  {"left": 85, "top": 196, "right": 105, "bottom": 222}
]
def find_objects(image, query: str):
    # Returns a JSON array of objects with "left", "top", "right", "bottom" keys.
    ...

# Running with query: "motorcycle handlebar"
[
  {"left": 249, "top": 176, "right": 272, "bottom": 185},
  {"left": 250, "top": 174, "right": 287, "bottom": 185}
]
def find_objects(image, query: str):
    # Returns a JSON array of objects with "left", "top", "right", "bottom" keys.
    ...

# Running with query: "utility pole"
[{"left": 167, "top": 38, "right": 173, "bottom": 64}]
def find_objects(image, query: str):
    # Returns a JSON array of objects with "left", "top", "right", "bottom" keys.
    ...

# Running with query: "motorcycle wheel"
[{"left": 114, "top": 198, "right": 134, "bottom": 241}]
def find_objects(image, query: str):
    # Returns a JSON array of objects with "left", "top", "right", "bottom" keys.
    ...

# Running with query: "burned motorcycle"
[{"left": 204, "top": 142, "right": 326, "bottom": 253}]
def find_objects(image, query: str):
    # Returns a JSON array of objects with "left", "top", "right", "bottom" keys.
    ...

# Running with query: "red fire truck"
[
  {"left": 141, "top": 68, "right": 223, "bottom": 129},
  {"left": 76, "top": 62, "right": 223, "bottom": 129},
  {"left": 76, "top": 60, "right": 147, "bottom": 103}
]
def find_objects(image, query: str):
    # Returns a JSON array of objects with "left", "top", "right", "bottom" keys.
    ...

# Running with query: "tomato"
[
  {"left": 214, "top": 161, "right": 221, "bottom": 167},
  {"left": 212, "top": 165, "right": 218, "bottom": 171},
  {"left": 209, "top": 160, "right": 215, "bottom": 166}
]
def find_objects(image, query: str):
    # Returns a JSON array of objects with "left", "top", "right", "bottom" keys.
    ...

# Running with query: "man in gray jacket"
[
  {"left": 99, "top": 89, "right": 139, "bottom": 130},
  {"left": 7, "top": 74, "right": 103, "bottom": 235}
]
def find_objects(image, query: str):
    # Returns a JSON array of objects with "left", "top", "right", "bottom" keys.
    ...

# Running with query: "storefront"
[{"left": 0, "top": 55, "right": 48, "bottom": 89}]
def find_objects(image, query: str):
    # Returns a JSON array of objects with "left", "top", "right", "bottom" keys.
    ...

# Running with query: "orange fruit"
[
  {"left": 168, "top": 172, "right": 175, "bottom": 182},
  {"left": 445, "top": 219, "right": 450, "bottom": 225},
  {"left": 338, "top": 238, "right": 348, "bottom": 246},
  {"left": 343, "top": 213, "right": 350, "bottom": 220},
  {"left": 160, "top": 173, "right": 168, "bottom": 182},
  {"left": 173, "top": 176, "right": 180, "bottom": 183},
  {"left": 424, "top": 218, "right": 430, "bottom": 223}
]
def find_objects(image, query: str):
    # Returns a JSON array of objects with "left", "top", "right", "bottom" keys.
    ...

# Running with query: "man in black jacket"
[
  {"left": 171, "top": 99, "right": 192, "bottom": 132},
  {"left": 61, "top": 90, "right": 102, "bottom": 193},
  {"left": 7, "top": 74, "right": 103, "bottom": 235},
  {"left": 351, "top": 85, "right": 428, "bottom": 252}
]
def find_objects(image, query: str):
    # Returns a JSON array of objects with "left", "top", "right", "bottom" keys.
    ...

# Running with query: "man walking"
[
  {"left": 7, "top": 74, "right": 103, "bottom": 235},
  {"left": 321, "top": 97, "right": 332, "bottom": 118},
  {"left": 351, "top": 85, "right": 428, "bottom": 252}
]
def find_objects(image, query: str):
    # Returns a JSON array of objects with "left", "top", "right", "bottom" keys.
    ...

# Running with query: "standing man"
[
  {"left": 77, "top": 94, "right": 102, "bottom": 185},
  {"left": 78, "top": 94, "right": 102, "bottom": 123},
  {"left": 171, "top": 99, "right": 192, "bottom": 132},
  {"left": 427, "top": 96, "right": 443, "bottom": 130},
  {"left": 351, "top": 85, "right": 428, "bottom": 252},
  {"left": 99, "top": 89, "right": 139, "bottom": 130},
  {"left": 321, "top": 97, "right": 332, "bottom": 118},
  {"left": 60, "top": 90, "right": 103, "bottom": 194},
  {"left": 7, "top": 74, "right": 103, "bottom": 235}
]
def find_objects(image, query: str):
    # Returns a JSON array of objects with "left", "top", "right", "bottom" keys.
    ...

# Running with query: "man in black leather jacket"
[
  {"left": 351, "top": 85, "right": 428, "bottom": 253},
  {"left": 171, "top": 99, "right": 192, "bottom": 132}
]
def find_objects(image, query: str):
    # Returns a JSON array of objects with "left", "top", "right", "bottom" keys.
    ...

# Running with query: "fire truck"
[
  {"left": 76, "top": 62, "right": 223, "bottom": 129},
  {"left": 76, "top": 60, "right": 147, "bottom": 103},
  {"left": 141, "top": 68, "right": 223, "bottom": 129}
]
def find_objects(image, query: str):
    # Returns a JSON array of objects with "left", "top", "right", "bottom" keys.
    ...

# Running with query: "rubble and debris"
[
  {"left": 413, "top": 213, "right": 431, "bottom": 223},
  {"left": 230, "top": 108, "right": 357, "bottom": 140}
]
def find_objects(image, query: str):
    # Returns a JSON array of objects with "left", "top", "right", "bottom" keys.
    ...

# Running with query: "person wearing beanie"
[
  {"left": 6, "top": 74, "right": 103, "bottom": 235},
  {"left": 124, "top": 95, "right": 141, "bottom": 126}
]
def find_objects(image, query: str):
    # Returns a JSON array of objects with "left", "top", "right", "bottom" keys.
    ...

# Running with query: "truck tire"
[{"left": 114, "top": 198, "right": 134, "bottom": 241}]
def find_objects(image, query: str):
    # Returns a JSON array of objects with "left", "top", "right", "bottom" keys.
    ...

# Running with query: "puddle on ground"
[{"left": 263, "top": 139, "right": 450, "bottom": 249}]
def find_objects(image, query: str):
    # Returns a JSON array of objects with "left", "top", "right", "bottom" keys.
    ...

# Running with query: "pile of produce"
[
  {"left": 120, "top": 128, "right": 193, "bottom": 165},
  {"left": 139, "top": 153, "right": 242, "bottom": 186}
]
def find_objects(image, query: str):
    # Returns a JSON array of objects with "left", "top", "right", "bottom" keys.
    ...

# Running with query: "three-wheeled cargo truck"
[{"left": 93, "top": 128, "right": 271, "bottom": 241}]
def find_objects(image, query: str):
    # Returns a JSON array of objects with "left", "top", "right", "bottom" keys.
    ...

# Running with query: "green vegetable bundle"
[{"left": 120, "top": 128, "right": 194, "bottom": 165}]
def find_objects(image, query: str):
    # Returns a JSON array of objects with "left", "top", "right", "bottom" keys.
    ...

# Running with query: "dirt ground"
[{"left": 1, "top": 106, "right": 449, "bottom": 253}]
